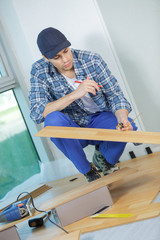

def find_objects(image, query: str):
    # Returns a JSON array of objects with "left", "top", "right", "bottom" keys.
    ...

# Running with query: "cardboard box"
[{"left": 55, "top": 185, "right": 113, "bottom": 226}]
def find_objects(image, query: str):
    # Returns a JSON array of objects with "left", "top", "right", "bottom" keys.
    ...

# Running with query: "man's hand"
[
  {"left": 43, "top": 76, "right": 100, "bottom": 118},
  {"left": 73, "top": 76, "right": 100, "bottom": 100},
  {"left": 115, "top": 109, "right": 133, "bottom": 131},
  {"left": 116, "top": 119, "right": 133, "bottom": 131}
]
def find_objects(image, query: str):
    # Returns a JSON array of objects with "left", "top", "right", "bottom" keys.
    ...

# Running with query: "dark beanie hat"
[{"left": 37, "top": 27, "right": 71, "bottom": 59}]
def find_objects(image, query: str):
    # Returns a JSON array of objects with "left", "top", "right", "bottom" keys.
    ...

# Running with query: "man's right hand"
[
  {"left": 43, "top": 76, "right": 100, "bottom": 118},
  {"left": 73, "top": 76, "right": 100, "bottom": 100}
]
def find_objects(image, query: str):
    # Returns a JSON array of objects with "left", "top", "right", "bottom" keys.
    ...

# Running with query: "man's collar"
[
  {"left": 71, "top": 49, "right": 86, "bottom": 77},
  {"left": 48, "top": 61, "right": 56, "bottom": 74}
]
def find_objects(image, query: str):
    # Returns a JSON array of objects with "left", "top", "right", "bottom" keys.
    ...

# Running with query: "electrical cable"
[{"left": 16, "top": 192, "right": 69, "bottom": 234}]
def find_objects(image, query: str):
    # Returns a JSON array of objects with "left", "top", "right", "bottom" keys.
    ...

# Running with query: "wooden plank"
[
  {"left": 53, "top": 230, "right": 81, "bottom": 240},
  {"left": 35, "top": 126, "right": 160, "bottom": 144},
  {"left": 63, "top": 153, "right": 160, "bottom": 233},
  {"left": 0, "top": 184, "right": 52, "bottom": 211},
  {"left": 1, "top": 152, "right": 160, "bottom": 237},
  {"left": 0, "top": 167, "right": 136, "bottom": 232},
  {"left": 65, "top": 203, "right": 160, "bottom": 234},
  {"left": 39, "top": 167, "right": 137, "bottom": 211}
]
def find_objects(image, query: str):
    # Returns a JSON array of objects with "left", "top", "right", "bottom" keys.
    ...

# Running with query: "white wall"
[
  {"left": 0, "top": 0, "right": 158, "bottom": 179},
  {"left": 0, "top": 0, "right": 143, "bottom": 116},
  {"left": 97, "top": 0, "right": 160, "bottom": 132}
]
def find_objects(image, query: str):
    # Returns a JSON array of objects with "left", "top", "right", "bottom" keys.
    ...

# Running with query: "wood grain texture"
[
  {"left": 53, "top": 230, "right": 81, "bottom": 240},
  {"left": 64, "top": 152, "right": 160, "bottom": 233},
  {"left": 0, "top": 152, "right": 160, "bottom": 238},
  {"left": 35, "top": 126, "right": 160, "bottom": 144},
  {"left": 0, "top": 167, "right": 136, "bottom": 232},
  {"left": 40, "top": 167, "right": 137, "bottom": 211}
]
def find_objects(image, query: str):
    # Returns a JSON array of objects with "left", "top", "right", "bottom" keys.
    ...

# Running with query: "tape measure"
[{"left": 90, "top": 213, "right": 133, "bottom": 218}]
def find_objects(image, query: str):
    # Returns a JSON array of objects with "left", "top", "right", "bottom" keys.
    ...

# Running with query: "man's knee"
[{"left": 44, "top": 111, "right": 71, "bottom": 127}]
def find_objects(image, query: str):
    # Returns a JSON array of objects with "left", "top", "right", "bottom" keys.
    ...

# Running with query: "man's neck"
[{"left": 61, "top": 69, "right": 75, "bottom": 79}]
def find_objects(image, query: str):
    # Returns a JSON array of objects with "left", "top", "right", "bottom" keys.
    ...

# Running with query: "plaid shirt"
[{"left": 29, "top": 49, "right": 132, "bottom": 126}]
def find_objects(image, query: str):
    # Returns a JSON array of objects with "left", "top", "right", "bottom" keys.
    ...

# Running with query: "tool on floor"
[
  {"left": 0, "top": 198, "right": 34, "bottom": 222},
  {"left": 28, "top": 215, "right": 46, "bottom": 228},
  {"left": 90, "top": 213, "right": 133, "bottom": 218}
]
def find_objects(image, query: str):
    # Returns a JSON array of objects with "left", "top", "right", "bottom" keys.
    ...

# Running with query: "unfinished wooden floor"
[
  {"left": 0, "top": 151, "right": 160, "bottom": 239},
  {"left": 61, "top": 151, "right": 160, "bottom": 234}
]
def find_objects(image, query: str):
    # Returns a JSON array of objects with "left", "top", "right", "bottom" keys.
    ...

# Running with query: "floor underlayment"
[{"left": 0, "top": 151, "right": 160, "bottom": 239}]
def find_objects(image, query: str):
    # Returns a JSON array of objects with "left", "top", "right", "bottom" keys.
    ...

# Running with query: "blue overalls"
[{"left": 44, "top": 111, "right": 137, "bottom": 174}]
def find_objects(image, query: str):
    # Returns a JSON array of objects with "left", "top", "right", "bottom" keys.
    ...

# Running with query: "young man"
[{"left": 29, "top": 27, "right": 137, "bottom": 182}]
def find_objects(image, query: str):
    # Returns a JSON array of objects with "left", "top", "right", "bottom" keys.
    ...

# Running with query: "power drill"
[{"left": 0, "top": 199, "right": 30, "bottom": 222}]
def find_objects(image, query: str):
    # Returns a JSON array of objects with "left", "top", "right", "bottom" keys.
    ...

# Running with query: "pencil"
[{"left": 75, "top": 80, "right": 102, "bottom": 88}]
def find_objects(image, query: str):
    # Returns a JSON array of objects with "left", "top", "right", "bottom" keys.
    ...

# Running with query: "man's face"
[{"left": 44, "top": 48, "right": 74, "bottom": 74}]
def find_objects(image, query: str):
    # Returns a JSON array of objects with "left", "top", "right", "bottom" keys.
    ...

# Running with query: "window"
[
  {"left": 0, "top": 42, "right": 15, "bottom": 93},
  {"left": 0, "top": 90, "right": 40, "bottom": 200},
  {"left": 0, "top": 39, "right": 41, "bottom": 199}
]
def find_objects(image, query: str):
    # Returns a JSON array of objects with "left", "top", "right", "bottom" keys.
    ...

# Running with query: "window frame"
[{"left": 0, "top": 41, "right": 15, "bottom": 92}]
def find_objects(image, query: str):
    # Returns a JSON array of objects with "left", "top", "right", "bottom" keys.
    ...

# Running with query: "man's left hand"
[
  {"left": 117, "top": 119, "right": 133, "bottom": 131},
  {"left": 115, "top": 109, "right": 133, "bottom": 131}
]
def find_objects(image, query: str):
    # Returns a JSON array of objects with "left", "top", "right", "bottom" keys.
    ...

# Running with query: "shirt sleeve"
[
  {"left": 94, "top": 55, "right": 132, "bottom": 114},
  {"left": 28, "top": 66, "right": 50, "bottom": 124}
]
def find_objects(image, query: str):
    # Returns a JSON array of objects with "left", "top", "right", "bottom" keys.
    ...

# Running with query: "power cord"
[{"left": 16, "top": 192, "right": 69, "bottom": 234}]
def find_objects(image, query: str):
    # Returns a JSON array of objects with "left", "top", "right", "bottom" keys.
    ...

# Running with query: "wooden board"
[
  {"left": 39, "top": 167, "right": 136, "bottom": 210},
  {"left": 0, "top": 184, "right": 52, "bottom": 211},
  {"left": 64, "top": 152, "right": 160, "bottom": 233},
  {"left": 0, "top": 167, "right": 136, "bottom": 232},
  {"left": 0, "top": 152, "right": 160, "bottom": 238},
  {"left": 65, "top": 202, "right": 160, "bottom": 234},
  {"left": 53, "top": 230, "right": 81, "bottom": 240},
  {"left": 35, "top": 126, "right": 160, "bottom": 144}
]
